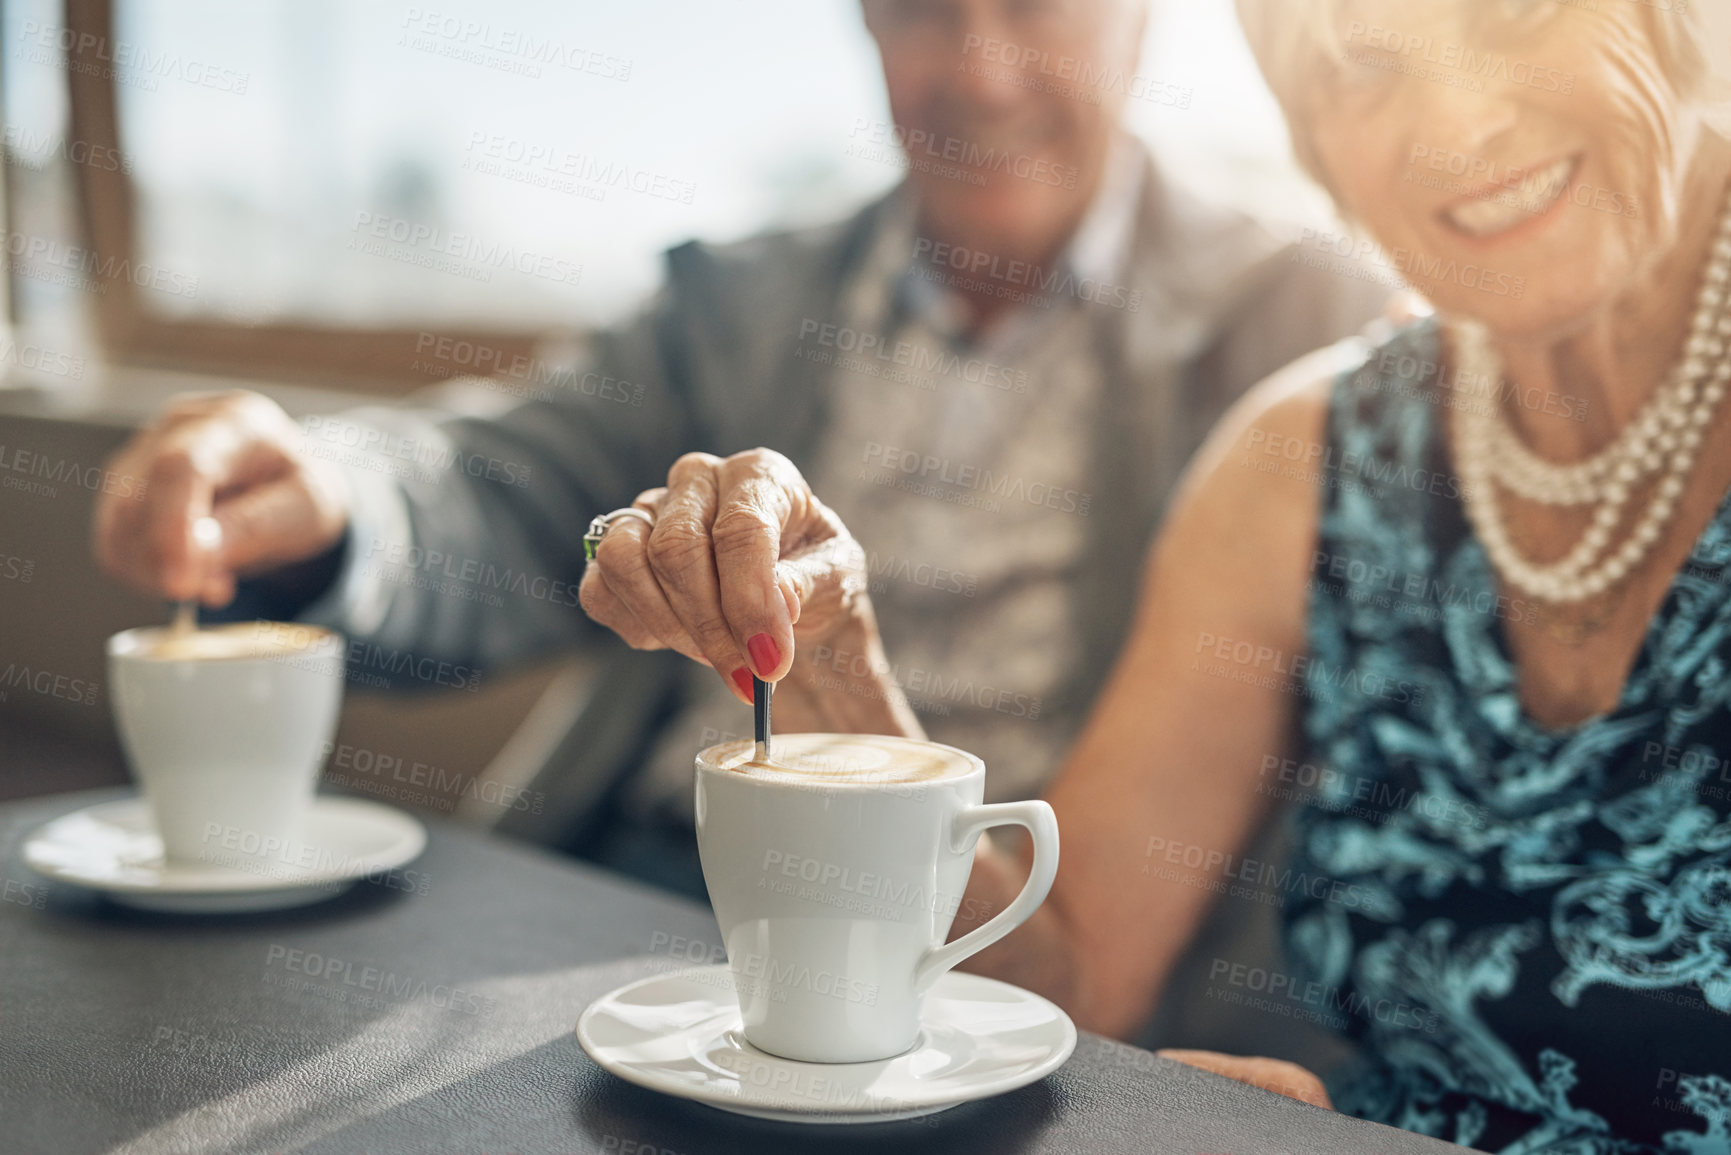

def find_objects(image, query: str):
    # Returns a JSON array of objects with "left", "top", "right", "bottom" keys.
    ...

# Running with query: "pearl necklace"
[{"left": 1453, "top": 186, "right": 1731, "bottom": 605}]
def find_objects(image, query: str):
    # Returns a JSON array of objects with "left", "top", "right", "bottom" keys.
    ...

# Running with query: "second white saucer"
[
  {"left": 576, "top": 964, "right": 1077, "bottom": 1124},
  {"left": 22, "top": 794, "right": 427, "bottom": 913}
]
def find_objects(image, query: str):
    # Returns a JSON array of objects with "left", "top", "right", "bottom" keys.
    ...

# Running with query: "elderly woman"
[{"left": 577, "top": 0, "right": 1731, "bottom": 1149}]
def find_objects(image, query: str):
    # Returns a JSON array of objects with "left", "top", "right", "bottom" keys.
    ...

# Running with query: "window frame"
[{"left": 59, "top": 0, "right": 544, "bottom": 393}]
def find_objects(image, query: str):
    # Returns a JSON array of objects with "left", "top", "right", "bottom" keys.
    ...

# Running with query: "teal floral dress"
[{"left": 1286, "top": 318, "right": 1731, "bottom": 1154}]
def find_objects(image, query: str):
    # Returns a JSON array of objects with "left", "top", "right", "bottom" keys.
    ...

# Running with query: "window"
[
  {"left": 5, "top": 0, "right": 1310, "bottom": 392},
  {"left": 108, "top": 0, "right": 900, "bottom": 331}
]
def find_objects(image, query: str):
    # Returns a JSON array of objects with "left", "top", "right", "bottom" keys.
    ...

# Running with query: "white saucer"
[
  {"left": 22, "top": 795, "right": 427, "bottom": 913},
  {"left": 576, "top": 964, "right": 1076, "bottom": 1124}
]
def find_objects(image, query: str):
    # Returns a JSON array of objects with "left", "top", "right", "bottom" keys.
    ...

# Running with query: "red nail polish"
[
  {"left": 731, "top": 667, "right": 755, "bottom": 699},
  {"left": 746, "top": 634, "right": 781, "bottom": 678}
]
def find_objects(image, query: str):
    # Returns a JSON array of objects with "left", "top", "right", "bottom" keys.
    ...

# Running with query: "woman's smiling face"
[{"left": 1308, "top": 0, "right": 1706, "bottom": 339}]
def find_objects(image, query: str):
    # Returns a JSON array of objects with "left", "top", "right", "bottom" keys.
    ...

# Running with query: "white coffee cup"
[
  {"left": 694, "top": 732, "right": 1059, "bottom": 1063},
  {"left": 107, "top": 621, "right": 345, "bottom": 864}
]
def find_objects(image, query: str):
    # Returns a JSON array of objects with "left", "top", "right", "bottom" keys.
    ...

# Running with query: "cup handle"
[{"left": 913, "top": 799, "right": 1059, "bottom": 995}]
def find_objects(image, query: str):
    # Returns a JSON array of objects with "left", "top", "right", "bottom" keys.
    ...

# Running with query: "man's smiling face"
[{"left": 861, "top": 0, "right": 1147, "bottom": 265}]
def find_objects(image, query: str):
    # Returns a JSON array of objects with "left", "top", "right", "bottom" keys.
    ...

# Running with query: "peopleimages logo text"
[
  {"left": 399, "top": 8, "right": 631, "bottom": 80},
  {"left": 913, "top": 237, "right": 1140, "bottom": 312},
  {"left": 848, "top": 119, "right": 1078, "bottom": 189},
  {"left": 349, "top": 212, "right": 583, "bottom": 285},
  {"left": 2, "top": 229, "right": 199, "bottom": 299},
  {"left": 1344, "top": 21, "right": 1574, "bottom": 94},
  {"left": 18, "top": 20, "right": 250, "bottom": 93}
]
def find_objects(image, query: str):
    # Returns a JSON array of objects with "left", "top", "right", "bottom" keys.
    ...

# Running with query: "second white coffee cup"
[{"left": 108, "top": 621, "right": 345, "bottom": 864}]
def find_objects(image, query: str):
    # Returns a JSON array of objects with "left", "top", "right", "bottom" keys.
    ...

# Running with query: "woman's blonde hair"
[{"left": 1234, "top": 0, "right": 1731, "bottom": 193}]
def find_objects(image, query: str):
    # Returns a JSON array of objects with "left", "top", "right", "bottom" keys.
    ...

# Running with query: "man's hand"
[
  {"left": 578, "top": 448, "right": 869, "bottom": 706},
  {"left": 1157, "top": 1049, "right": 1333, "bottom": 1109},
  {"left": 93, "top": 390, "right": 351, "bottom": 607}
]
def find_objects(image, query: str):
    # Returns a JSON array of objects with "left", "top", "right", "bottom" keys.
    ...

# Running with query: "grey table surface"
[{"left": 0, "top": 790, "right": 1473, "bottom": 1155}]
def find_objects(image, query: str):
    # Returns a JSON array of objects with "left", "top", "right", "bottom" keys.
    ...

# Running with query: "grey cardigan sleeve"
[{"left": 281, "top": 285, "right": 701, "bottom": 689}]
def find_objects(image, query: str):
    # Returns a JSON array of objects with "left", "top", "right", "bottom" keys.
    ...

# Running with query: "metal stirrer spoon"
[
  {"left": 753, "top": 675, "right": 773, "bottom": 764},
  {"left": 168, "top": 517, "right": 223, "bottom": 637}
]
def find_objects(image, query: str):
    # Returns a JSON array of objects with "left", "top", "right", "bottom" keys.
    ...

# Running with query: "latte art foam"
[
  {"left": 127, "top": 622, "right": 333, "bottom": 661},
  {"left": 708, "top": 733, "right": 976, "bottom": 785}
]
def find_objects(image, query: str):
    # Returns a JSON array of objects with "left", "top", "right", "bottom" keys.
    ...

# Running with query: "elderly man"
[{"left": 93, "top": 0, "right": 1389, "bottom": 898}]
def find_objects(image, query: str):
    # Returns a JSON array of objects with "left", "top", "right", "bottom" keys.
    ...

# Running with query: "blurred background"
[
  {"left": 6, "top": 0, "right": 1308, "bottom": 341},
  {"left": 0, "top": 0, "right": 1317, "bottom": 807}
]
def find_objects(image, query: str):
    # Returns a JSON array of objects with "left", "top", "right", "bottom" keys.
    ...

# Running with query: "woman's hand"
[
  {"left": 1156, "top": 1049, "right": 1332, "bottom": 1110},
  {"left": 578, "top": 448, "right": 883, "bottom": 711}
]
